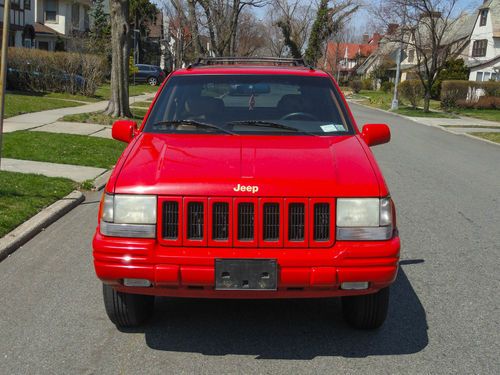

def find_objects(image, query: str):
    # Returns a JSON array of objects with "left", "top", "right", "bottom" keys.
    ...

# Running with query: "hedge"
[
  {"left": 6, "top": 47, "right": 107, "bottom": 96},
  {"left": 398, "top": 80, "right": 424, "bottom": 108},
  {"left": 441, "top": 80, "right": 500, "bottom": 110}
]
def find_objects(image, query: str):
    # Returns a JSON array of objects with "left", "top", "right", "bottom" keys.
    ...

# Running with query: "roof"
[
  {"left": 326, "top": 42, "right": 378, "bottom": 60},
  {"left": 34, "top": 22, "right": 61, "bottom": 36},
  {"left": 480, "top": 0, "right": 500, "bottom": 37},
  {"left": 173, "top": 66, "right": 330, "bottom": 78}
]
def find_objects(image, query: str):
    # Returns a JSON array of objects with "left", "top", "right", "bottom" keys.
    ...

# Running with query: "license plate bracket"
[{"left": 215, "top": 259, "right": 277, "bottom": 291}]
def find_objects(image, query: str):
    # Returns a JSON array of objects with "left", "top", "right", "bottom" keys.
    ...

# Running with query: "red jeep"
[{"left": 93, "top": 57, "right": 400, "bottom": 329}]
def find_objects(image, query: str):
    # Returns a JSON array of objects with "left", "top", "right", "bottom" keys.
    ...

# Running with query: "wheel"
[
  {"left": 341, "top": 287, "right": 390, "bottom": 329},
  {"left": 147, "top": 76, "right": 158, "bottom": 86},
  {"left": 102, "top": 284, "right": 155, "bottom": 327}
]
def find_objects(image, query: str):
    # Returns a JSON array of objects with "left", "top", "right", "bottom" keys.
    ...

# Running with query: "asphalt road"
[{"left": 1, "top": 104, "right": 499, "bottom": 374}]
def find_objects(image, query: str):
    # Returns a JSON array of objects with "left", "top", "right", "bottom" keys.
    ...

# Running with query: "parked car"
[
  {"left": 7, "top": 67, "right": 85, "bottom": 93},
  {"left": 133, "top": 64, "right": 166, "bottom": 86},
  {"left": 93, "top": 57, "right": 400, "bottom": 330}
]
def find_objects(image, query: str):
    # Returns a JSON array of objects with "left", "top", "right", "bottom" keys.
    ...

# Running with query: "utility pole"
[
  {"left": 0, "top": 0, "right": 12, "bottom": 168},
  {"left": 391, "top": 47, "right": 402, "bottom": 110}
]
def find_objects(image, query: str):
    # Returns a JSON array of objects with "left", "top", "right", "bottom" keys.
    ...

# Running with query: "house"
[
  {"left": 357, "top": 13, "right": 475, "bottom": 84},
  {"left": 0, "top": 0, "right": 90, "bottom": 51},
  {"left": 322, "top": 33, "right": 381, "bottom": 82},
  {"left": 466, "top": 0, "right": 500, "bottom": 81}
]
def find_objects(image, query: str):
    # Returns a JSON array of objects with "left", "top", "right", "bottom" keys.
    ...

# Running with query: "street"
[{"left": 1, "top": 103, "right": 499, "bottom": 374}]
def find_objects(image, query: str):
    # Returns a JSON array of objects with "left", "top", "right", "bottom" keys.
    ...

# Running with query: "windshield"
[{"left": 143, "top": 75, "right": 353, "bottom": 135}]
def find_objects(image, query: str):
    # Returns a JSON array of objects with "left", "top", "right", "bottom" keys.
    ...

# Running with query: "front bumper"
[{"left": 92, "top": 232, "right": 400, "bottom": 299}]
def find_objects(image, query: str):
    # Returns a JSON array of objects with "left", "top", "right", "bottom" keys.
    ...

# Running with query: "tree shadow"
[{"left": 125, "top": 263, "right": 428, "bottom": 359}]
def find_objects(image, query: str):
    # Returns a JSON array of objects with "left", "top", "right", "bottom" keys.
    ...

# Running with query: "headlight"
[
  {"left": 100, "top": 194, "right": 157, "bottom": 238},
  {"left": 336, "top": 198, "right": 394, "bottom": 240}
]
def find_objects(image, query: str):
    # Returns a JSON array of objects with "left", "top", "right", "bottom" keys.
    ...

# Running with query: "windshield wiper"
[
  {"left": 151, "top": 120, "right": 236, "bottom": 135},
  {"left": 227, "top": 120, "right": 316, "bottom": 135}
]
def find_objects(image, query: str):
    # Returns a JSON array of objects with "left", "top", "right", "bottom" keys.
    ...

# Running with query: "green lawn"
[
  {"left": 452, "top": 108, "right": 500, "bottom": 123},
  {"left": 3, "top": 131, "right": 126, "bottom": 169},
  {"left": 61, "top": 108, "right": 147, "bottom": 125},
  {"left": 0, "top": 171, "right": 76, "bottom": 238},
  {"left": 354, "top": 90, "right": 442, "bottom": 112},
  {"left": 130, "top": 100, "right": 153, "bottom": 108},
  {"left": 440, "top": 125, "right": 499, "bottom": 129},
  {"left": 470, "top": 132, "right": 500, "bottom": 144},
  {"left": 394, "top": 106, "right": 457, "bottom": 118},
  {"left": 95, "top": 83, "right": 158, "bottom": 100},
  {"left": 4, "top": 92, "right": 82, "bottom": 118}
]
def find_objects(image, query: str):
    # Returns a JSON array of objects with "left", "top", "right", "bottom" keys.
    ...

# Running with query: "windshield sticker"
[
  {"left": 334, "top": 124, "right": 346, "bottom": 131},
  {"left": 321, "top": 124, "right": 341, "bottom": 132}
]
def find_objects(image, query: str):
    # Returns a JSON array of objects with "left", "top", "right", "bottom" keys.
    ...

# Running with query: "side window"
[
  {"left": 476, "top": 72, "right": 483, "bottom": 82},
  {"left": 480, "top": 9, "right": 488, "bottom": 27}
]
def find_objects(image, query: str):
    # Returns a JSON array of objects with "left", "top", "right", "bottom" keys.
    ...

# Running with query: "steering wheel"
[{"left": 280, "top": 112, "right": 318, "bottom": 121}]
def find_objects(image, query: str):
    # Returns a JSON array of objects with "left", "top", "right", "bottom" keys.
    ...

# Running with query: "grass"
[
  {"left": 440, "top": 125, "right": 500, "bottom": 129},
  {"left": 4, "top": 92, "right": 82, "bottom": 118},
  {"left": 0, "top": 171, "right": 76, "bottom": 238},
  {"left": 130, "top": 100, "right": 153, "bottom": 108},
  {"left": 353, "top": 90, "right": 442, "bottom": 112},
  {"left": 469, "top": 132, "right": 500, "bottom": 144},
  {"left": 60, "top": 108, "right": 147, "bottom": 125},
  {"left": 394, "top": 106, "right": 457, "bottom": 118},
  {"left": 451, "top": 108, "right": 500, "bottom": 123},
  {"left": 95, "top": 83, "right": 158, "bottom": 100},
  {"left": 3, "top": 131, "right": 126, "bottom": 169}
]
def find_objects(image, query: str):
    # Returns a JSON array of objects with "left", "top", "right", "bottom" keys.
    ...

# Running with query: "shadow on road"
[{"left": 127, "top": 263, "right": 428, "bottom": 359}]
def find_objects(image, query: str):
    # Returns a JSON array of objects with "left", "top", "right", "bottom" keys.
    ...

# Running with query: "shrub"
[
  {"left": 398, "top": 80, "right": 424, "bottom": 108},
  {"left": 350, "top": 80, "right": 362, "bottom": 93},
  {"left": 380, "top": 81, "right": 394, "bottom": 93},
  {"left": 431, "top": 59, "right": 469, "bottom": 99},
  {"left": 441, "top": 80, "right": 500, "bottom": 110},
  {"left": 362, "top": 77, "right": 373, "bottom": 90},
  {"left": 7, "top": 47, "right": 107, "bottom": 96}
]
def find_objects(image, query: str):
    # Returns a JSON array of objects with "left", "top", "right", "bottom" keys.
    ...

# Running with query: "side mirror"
[
  {"left": 361, "top": 124, "right": 391, "bottom": 147},
  {"left": 112, "top": 120, "right": 138, "bottom": 143}
]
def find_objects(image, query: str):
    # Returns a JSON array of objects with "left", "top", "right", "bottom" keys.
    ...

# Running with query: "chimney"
[
  {"left": 362, "top": 33, "right": 369, "bottom": 44},
  {"left": 387, "top": 24, "right": 399, "bottom": 35}
]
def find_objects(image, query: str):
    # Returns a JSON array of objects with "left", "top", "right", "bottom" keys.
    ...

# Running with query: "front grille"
[
  {"left": 187, "top": 202, "right": 204, "bottom": 240},
  {"left": 160, "top": 197, "right": 333, "bottom": 246},
  {"left": 212, "top": 202, "right": 229, "bottom": 240},
  {"left": 288, "top": 203, "right": 305, "bottom": 241},
  {"left": 163, "top": 201, "right": 179, "bottom": 239},
  {"left": 313, "top": 203, "right": 330, "bottom": 241},
  {"left": 263, "top": 203, "right": 280, "bottom": 241},
  {"left": 238, "top": 203, "right": 254, "bottom": 241}
]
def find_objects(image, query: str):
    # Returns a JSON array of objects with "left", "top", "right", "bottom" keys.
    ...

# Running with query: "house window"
[
  {"left": 72, "top": 3, "right": 80, "bottom": 29},
  {"left": 491, "top": 73, "right": 498, "bottom": 81},
  {"left": 24, "top": 39, "right": 32, "bottom": 48},
  {"left": 476, "top": 72, "right": 483, "bottom": 82},
  {"left": 408, "top": 49, "right": 415, "bottom": 63},
  {"left": 38, "top": 41, "right": 49, "bottom": 50},
  {"left": 24, "top": 0, "right": 30, "bottom": 10},
  {"left": 45, "top": 0, "right": 58, "bottom": 23},
  {"left": 483, "top": 72, "right": 491, "bottom": 81},
  {"left": 471, "top": 40, "right": 488, "bottom": 57},
  {"left": 480, "top": 9, "right": 488, "bottom": 26}
]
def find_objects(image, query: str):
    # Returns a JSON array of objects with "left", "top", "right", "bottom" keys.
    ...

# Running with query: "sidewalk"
[
  {"left": 404, "top": 116, "right": 500, "bottom": 130},
  {"left": 2, "top": 93, "right": 154, "bottom": 181},
  {"left": 3, "top": 93, "right": 154, "bottom": 133}
]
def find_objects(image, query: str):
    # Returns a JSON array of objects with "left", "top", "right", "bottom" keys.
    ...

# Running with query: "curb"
[
  {"left": 463, "top": 133, "right": 500, "bottom": 147},
  {"left": 0, "top": 190, "right": 85, "bottom": 262},
  {"left": 92, "top": 169, "right": 113, "bottom": 191}
]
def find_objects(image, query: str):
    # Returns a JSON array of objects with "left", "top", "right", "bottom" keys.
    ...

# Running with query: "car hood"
[{"left": 112, "top": 133, "right": 381, "bottom": 197}]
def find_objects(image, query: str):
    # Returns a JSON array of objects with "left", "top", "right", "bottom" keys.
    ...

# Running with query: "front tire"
[
  {"left": 102, "top": 284, "right": 154, "bottom": 328},
  {"left": 341, "top": 287, "right": 390, "bottom": 329},
  {"left": 147, "top": 76, "right": 158, "bottom": 86}
]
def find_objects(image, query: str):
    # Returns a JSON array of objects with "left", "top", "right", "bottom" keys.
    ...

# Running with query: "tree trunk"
[
  {"left": 423, "top": 89, "right": 431, "bottom": 112},
  {"left": 187, "top": 0, "right": 202, "bottom": 56},
  {"left": 105, "top": 0, "right": 131, "bottom": 118}
]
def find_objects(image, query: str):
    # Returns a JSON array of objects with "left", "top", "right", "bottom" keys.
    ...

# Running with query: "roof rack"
[{"left": 189, "top": 57, "right": 311, "bottom": 68}]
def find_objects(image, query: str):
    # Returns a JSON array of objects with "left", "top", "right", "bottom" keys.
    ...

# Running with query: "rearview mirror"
[
  {"left": 112, "top": 120, "right": 138, "bottom": 143},
  {"left": 361, "top": 124, "right": 391, "bottom": 147}
]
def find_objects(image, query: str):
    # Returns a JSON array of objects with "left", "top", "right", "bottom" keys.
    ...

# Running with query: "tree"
[
  {"left": 431, "top": 58, "right": 469, "bottom": 98},
  {"left": 304, "top": 0, "right": 358, "bottom": 66},
  {"left": 273, "top": 0, "right": 314, "bottom": 59},
  {"left": 90, "top": 0, "right": 111, "bottom": 52},
  {"left": 130, "top": 0, "right": 158, "bottom": 36},
  {"left": 106, "top": 0, "right": 132, "bottom": 117},
  {"left": 372, "top": 0, "right": 471, "bottom": 112}
]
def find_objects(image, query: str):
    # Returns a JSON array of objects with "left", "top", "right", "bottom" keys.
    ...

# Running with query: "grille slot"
[
  {"left": 212, "top": 202, "right": 229, "bottom": 240},
  {"left": 238, "top": 203, "right": 254, "bottom": 241},
  {"left": 263, "top": 203, "right": 280, "bottom": 241},
  {"left": 162, "top": 201, "right": 179, "bottom": 239},
  {"left": 187, "top": 202, "right": 204, "bottom": 240},
  {"left": 313, "top": 203, "right": 330, "bottom": 241},
  {"left": 288, "top": 203, "right": 305, "bottom": 241}
]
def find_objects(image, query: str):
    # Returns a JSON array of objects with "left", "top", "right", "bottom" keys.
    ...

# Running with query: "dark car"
[{"left": 133, "top": 64, "right": 166, "bottom": 86}]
